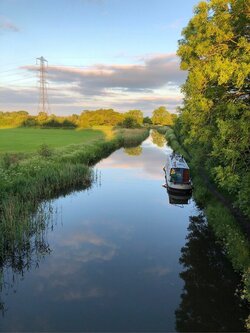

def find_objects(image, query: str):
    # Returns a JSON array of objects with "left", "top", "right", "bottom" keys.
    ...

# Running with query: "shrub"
[
  {"left": 37, "top": 144, "right": 53, "bottom": 158},
  {"left": 118, "top": 117, "right": 141, "bottom": 129},
  {"left": 0, "top": 153, "right": 19, "bottom": 169}
]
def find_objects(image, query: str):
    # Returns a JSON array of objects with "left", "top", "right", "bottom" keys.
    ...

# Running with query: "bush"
[
  {"left": 41, "top": 119, "right": 61, "bottom": 128},
  {"left": 0, "top": 153, "right": 19, "bottom": 169},
  {"left": 62, "top": 119, "right": 77, "bottom": 128},
  {"left": 37, "top": 144, "right": 53, "bottom": 158},
  {"left": 22, "top": 117, "right": 38, "bottom": 127},
  {"left": 118, "top": 117, "right": 141, "bottom": 129}
]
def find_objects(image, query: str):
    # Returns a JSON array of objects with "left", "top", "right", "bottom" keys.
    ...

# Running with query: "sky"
[{"left": 0, "top": 0, "right": 199, "bottom": 116}]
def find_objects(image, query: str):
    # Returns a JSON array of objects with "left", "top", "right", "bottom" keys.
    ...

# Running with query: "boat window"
[{"left": 170, "top": 168, "right": 190, "bottom": 183}]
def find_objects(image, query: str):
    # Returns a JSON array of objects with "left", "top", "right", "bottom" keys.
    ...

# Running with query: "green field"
[{"left": 0, "top": 128, "right": 105, "bottom": 153}]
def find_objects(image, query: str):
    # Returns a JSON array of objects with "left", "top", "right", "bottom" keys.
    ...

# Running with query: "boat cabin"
[{"left": 164, "top": 153, "right": 192, "bottom": 192}]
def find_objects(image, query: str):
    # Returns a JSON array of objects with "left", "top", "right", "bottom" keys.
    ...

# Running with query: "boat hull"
[{"left": 167, "top": 183, "right": 192, "bottom": 194}]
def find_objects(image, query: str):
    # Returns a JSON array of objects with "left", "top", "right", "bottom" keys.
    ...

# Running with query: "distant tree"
[
  {"left": 78, "top": 109, "right": 124, "bottom": 127},
  {"left": 42, "top": 118, "right": 61, "bottom": 128},
  {"left": 143, "top": 116, "right": 152, "bottom": 125},
  {"left": 152, "top": 106, "right": 173, "bottom": 125},
  {"left": 37, "top": 112, "right": 48, "bottom": 124},
  {"left": 0, "top": 111, "right": 29, "bottom": 127},
  {"left": 119, "top": 116, "right": 141, "bottom": 128},
  {"left": 125, "top": 110, "right": 143, "bottom": 125},
  {"left": 22, "top": 117, "right": 38, "bottom": 127}
]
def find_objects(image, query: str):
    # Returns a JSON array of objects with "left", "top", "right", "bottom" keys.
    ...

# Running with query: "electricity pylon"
[{"left": 36, "top": 56, "right": 50, "bottom": 114}]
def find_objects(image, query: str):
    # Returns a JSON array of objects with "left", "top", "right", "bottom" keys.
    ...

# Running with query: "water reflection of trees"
[
  {"left": 124, "top": 146, "right": 142, "bottom": 156},
  {"left": 0, "top": 176, "right": 95, "bottom": 316},
  {"left": 176, "top": 213, "right": 249, "bottom": 332},
  {"left": 151, "top": 130, "right": 166, "bottom": 147},
  {"left": 0, "top": 202, "right": 56, "bottom": 315}
]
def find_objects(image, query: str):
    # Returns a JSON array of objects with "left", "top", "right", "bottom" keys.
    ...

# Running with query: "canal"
[{"left": 0, "top": 131, "right": 248, "bottom": 332}]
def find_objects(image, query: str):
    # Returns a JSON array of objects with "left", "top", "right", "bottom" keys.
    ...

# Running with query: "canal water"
[{"left": 0, "top": 131, "right": 248, "bottom": 332}]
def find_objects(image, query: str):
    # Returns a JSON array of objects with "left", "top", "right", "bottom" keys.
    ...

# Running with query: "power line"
[{"left": 36, "top": 56, "right": 50, "bottom": 114}]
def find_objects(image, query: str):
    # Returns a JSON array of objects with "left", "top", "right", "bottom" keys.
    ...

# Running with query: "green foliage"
[
  {"left": 124, "top": 110, "right": 143, "bottom": 125},
  {"left": 116, "top": 128, "right": 149, "bottom": 147},
  {"left": 0, "top": 153, "right": 19, "bottom": 169},
  {"left": 0, "top": 127, "right": 149, "bottom": 222},
  {"left": 22, "top": 117, "right": 38, "bottom": 127},
  {"left": 78, "top": 109, "right": 124, "bottom": 127},
  {"left": 176, "top": 0, "right": 250, "bottom": 218},
  {"left": 37, "top": 144, "right": 53, "bottom": 158},
  {"left": 164, "top": 127, "right": 250, "bottom": 313},
  {"left": 118, "top": 116, "right": 141, "bottom": 129},
  {"left": 0, "top": 111, "right": 29, "bottom": 128},
  {"left": 151, "top": 106, "right": 173, "bottom": 125},
  {"left": 143, "top": 116, "right": 152, "bottom": 124}
]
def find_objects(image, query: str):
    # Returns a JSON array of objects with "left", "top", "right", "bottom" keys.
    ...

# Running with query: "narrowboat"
[{"left": 163, "top": 152, "right": 192, "bottom": 193}]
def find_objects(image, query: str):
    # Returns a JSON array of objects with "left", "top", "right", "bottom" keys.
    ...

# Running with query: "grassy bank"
[
  {"left": 0, "top": 127, "right": 149, "bottom": 222},
  {"left": 162, "top": 126, "right": 250, "bottom": 310}
]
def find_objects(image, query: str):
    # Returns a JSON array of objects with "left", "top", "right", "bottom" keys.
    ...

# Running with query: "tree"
[
  {"left": 119, "top": 116, "right": 140, "bottom": 128},
  {"left": 176, "top": 0, "right": 250, "bottom": 217},
  {"left": 151, "top": 106, "right": 173, "bottom": 125},
  {"left": 125, "top": 110, "right": 143, "bottom": 125},
  {"left": 143, "top": 116, "right": 152, "bottom": 125}
]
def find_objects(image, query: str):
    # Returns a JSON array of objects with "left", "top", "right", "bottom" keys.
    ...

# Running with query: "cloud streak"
[{"left": 23, "top": 53, "right": 186, "bottom": 96}]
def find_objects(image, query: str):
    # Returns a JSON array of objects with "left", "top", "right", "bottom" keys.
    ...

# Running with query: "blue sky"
[{"left": 0, "top": 0, "right": 199, "bottom": 116}]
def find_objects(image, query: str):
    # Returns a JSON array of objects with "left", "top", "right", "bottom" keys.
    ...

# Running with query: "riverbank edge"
[
  {"left": 0, "top": 128, "right": 149, "bottom": 228},
  {"left": 159, "top": 127, "right": 250, "bottom": 314}
]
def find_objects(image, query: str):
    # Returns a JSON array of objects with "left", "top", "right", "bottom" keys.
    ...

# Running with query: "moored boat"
[{"left": 163, "top": 152, "right": 192, "bottom": 193}]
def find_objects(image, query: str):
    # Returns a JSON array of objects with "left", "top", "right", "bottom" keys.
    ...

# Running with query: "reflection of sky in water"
[{"left": 0, "top": 133, "right": 198, "bottom": 332}]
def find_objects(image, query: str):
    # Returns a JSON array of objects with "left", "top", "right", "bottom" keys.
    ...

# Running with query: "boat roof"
[{"left": 168, "top": 153, "right": 190, "bottom": 169}]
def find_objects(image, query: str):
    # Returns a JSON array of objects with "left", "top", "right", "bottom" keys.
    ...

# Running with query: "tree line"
[
  {"left": 0, "top": 106, "right": 176, "bottom": 129},
  {"left": 175, "top": 0, "right": 249, "bottom": 217}
]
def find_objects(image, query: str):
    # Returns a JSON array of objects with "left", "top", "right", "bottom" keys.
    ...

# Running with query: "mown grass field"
[{"left": 0, "top": 127, "right": 107, "bottom": 153}]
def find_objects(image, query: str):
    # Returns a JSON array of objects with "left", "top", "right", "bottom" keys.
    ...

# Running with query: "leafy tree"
[
  {"left": 125, "top": 110, "right": 143, "bottom": 125},
  {"left": 176, "top": 0, "right": 250, "bottom": 217},
  {"left": 152, "top": 106, "right": 173, "bottom": 125},
  {"left": 118, "top": 116, "right": 141, "bottom": 128},
  {"left": 37, "top": 112, "right": 48, "bottom": 124},
  {"left": 143, "top": 116, "right": 152, "bottom": 125},
  {"left": 78, "top": 109, "right": 124, "bottom": 127}
]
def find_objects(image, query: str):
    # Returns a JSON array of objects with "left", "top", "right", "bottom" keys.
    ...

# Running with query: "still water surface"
[{"left": 0, "top": 132, "right": 247, "bottom": 332}]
